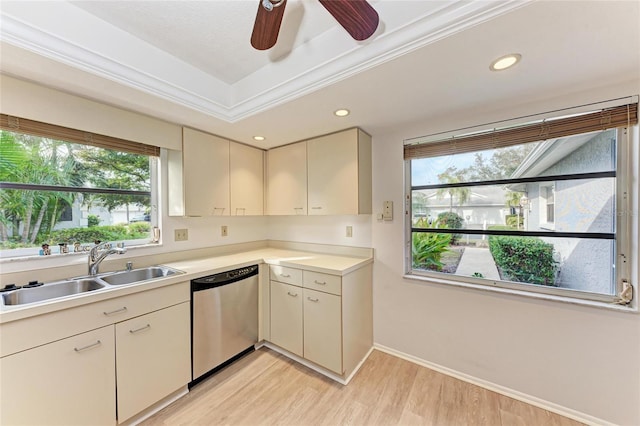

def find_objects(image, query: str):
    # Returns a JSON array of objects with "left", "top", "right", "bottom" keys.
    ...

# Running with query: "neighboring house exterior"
[
  {"left": 54, "top": 199, "right": 147, "bottom": 230},
  {"left": 510, "top": 130, "right": 617, "bottom": 294},
  {"left": 414, "top": 186, "right": 509, "bottom": 241}
]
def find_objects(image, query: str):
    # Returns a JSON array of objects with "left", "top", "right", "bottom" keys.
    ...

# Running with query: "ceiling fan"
[{"left": 251, "top": 0, "right": 379, "bottom": 50}]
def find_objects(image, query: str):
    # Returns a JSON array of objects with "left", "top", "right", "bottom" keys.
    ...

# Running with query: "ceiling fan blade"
[
  {"left": 318, "top": 0, "right": 379, "bottom": 41},
  {"left": 251, "top": 0, "right": 288, "bottom": 50}
]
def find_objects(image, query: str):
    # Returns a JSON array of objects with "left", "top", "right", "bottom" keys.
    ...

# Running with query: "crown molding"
[{"left": 0, "top": 1, "right": 527, "bottom": 123}]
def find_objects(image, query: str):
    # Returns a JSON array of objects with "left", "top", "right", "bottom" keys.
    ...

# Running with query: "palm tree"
[{"left": 436, "top": 167, "right": 470, "bottom": 212}]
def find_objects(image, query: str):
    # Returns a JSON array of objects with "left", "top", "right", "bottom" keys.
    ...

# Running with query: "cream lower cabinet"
[
  {"left": 270, "top": 280, "right": 303, "bottom": 356},
  {"left": 269, "top": 264, "right": 372, "bottom": 378},
  {"left": 303, "top": 288, "right": 342, "bottom": 374},
  {"left": 0, "top": 283, "right": 190, "bottom": 425},
  {"left": 115, "top": 302, "right": 191, "bottom": 423},
  {"left": 0, "top": 326, "right": 116, "bottom": 426}
]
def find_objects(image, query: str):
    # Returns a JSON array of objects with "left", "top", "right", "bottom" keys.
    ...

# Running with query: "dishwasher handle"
[{"left": 191, "top": 264, "right": 259, "bottom": 292}]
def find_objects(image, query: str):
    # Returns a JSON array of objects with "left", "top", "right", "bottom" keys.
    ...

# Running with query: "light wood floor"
[{"left": 142, "top": 347, "right": 583, "bottom": 426}]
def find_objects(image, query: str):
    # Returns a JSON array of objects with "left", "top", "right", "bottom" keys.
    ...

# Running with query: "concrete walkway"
[{"left": 456, "top": 247, "right": 500, "bottom": 279}]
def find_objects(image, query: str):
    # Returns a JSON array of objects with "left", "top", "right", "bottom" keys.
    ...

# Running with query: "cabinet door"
[
  {"left": 230, "top": 142, "right": 264, "bottom": 215},
  {"left": 270, "top": 281, "right": 303, "bottom": 356},
  {"left": 303, "top": 288, "right": 343, "bottom": 374},
  {"left": 307, "top": 129, "right": 360, "bottom": 215},
  {"left": 0, "top": 326, "right": 115, "bottom": 426},
  {"left": 266, "top": 142, "right": 307, "bottom": 215},
  {"left": 115, "top": 302, "right": 190, "bottom": 423},
  {"left": 183, "top": 127, "right": 230, "bottom": 216}
]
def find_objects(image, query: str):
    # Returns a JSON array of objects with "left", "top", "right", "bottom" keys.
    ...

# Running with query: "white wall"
[{"left": 371, "top": 80, "right": 640, "bottom": 425}]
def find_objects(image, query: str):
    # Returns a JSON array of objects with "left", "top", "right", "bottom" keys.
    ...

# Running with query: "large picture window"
[
  {"left": 404, "top": 102, "right": 637, "bottom": 304},
  {"left": 0, "top": 115, "right": 159, "bottom": 259}
]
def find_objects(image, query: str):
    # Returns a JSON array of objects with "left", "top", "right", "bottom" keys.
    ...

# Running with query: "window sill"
[
  {"left": 403, "top": 273, "right": 637, "bottom": 313},
  {"left": 0, "top": 242, "right": 162, "bottom": 265}
]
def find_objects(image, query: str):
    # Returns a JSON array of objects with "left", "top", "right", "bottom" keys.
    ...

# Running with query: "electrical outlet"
[
  {"left": 174, "top": 228, "right": 188, "bottom": 241},
  {"left": 221, "top": 225, "right": 228, "bottom": 237},
  {"left": 346, "top": 226, "right": 353, "bottom": 238}
]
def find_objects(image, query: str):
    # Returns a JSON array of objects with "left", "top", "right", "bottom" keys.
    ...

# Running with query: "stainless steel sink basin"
[
  {"left": 1, "top": 279, "right": 106, "bottom": 306},
  {"left": 98, "top": 266, "right": 182, "bottom": 286}
]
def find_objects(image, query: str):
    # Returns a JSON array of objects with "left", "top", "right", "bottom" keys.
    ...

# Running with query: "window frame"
[
  {"left": 0, "top": 121, "right": 161, "bottom": 260},
  {"left": 404, "top": 125, "right": 634, "bottom": 306}
]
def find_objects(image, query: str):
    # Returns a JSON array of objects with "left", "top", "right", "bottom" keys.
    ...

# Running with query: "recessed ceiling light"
[
  {"left": 490, "top": 54, "right": 522, "bottom": 71},
  {"left": 253, "top": 136, "right": 265, "bottom": 141},
  {"left": 334, "top": 109, "right": 350, "bottom": 117}
]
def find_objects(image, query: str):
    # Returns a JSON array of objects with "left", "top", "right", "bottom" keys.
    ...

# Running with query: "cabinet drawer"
[
  {"left": 303, "top": 271, "right": 341, "bottom": 295},
  {"left": 1, "top": 282, "right": 190, "bottom": 358},
  {"left": 269, "top": 265, "right": 302, "bottom": 286}
]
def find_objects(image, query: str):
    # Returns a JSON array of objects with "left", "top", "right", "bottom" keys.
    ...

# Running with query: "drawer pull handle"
[
  {"left": 280, "top": 273, "right": 291, "bottom": 278},
  {"left": 287, "top": 291, "right": 298, "bottom": 297},
  {"left": 103, "top": 307, "right": 127, "bottom": 316},
  {"left": 74, "top": 340, "right": 101, "bottom": 352},
  {"left": 311, "top": 206, "right": 322, "bottom": 210},
  {"left": 307, "top": 297, "right": 319, "bottom": 302},
  {"left": 129, "top": 324, "right": 151, "bottom": 334},
  {"left": 314, "top": 280, "right": 327, "bottom": 285}
]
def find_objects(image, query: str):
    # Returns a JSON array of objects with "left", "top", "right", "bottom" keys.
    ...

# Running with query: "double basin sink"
[{"left": 1, "top": 266, "right": 184, "bottom": 307}]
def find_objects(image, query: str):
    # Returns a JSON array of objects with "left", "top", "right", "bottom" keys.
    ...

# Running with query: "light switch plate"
[
  {"left": 221, "top": 225, "right": 228, "bottom": 237},
  {"left": 383, "top": 201, "right": 393, "bottom": 220},
  {"left": 346, "top": 226, "right": 353, "bottom": 238}
]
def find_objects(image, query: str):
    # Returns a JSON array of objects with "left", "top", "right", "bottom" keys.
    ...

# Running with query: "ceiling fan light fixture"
[
  {"left": 262, "top": 0, "right": 284, "bottom": 12},
  {"left": 253, "top": 136, "right": 266, "bottom": 141},
  {"left": 490, "top": 53, "right": 522, "bottom": 71},
  {"left": 334, "top": 109, "right": 350, "bottom": 117}
]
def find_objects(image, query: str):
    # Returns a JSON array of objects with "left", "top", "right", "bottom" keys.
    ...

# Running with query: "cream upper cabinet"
[
  {"left": 0, "top": 326, "right": 116, "bottom": 426},
  {"left": 183, "top": 127, "right": 230, "bottom": 216},
  {"left": 266, "top": 142, "right": 307, "bottom": 215},
  {"left": 230, "top": 142, "right": 264, "bottom": 216},
  {"left": 115, "top": 302, "right": 191, "bottom": 423},
  {"left": 307, "top": 128, "right": 372, "bottom": 215}
]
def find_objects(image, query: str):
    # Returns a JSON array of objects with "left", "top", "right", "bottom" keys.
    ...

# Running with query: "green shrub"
[
  {"left": 128, "top": 222, "right": 151, "bottom": 235},
  {"left": 488, "top": 234, "right": 557, "bottom": 286},
  {"left": 412, "top": 218, "right": 452, "bottom": 271},
  {"left": 437, "top": 212, "right": 464, "bottom": 244},
  {"left": 40, "top": 224, "right": 149, "bottom": 245},
  {"left": 87, "top": 214, "right": 101, "bottom": 227}
]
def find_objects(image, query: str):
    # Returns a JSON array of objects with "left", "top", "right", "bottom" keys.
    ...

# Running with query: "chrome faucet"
[{"left": 88, "top": 242, "right": 127, "bottom": 275}]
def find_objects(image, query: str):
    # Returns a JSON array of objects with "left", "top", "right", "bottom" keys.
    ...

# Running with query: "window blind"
[
  {"left": 0, "top": 114, "right": 160, "bottom": 157},
  {"left": 404, "top": 103, "right": 638, "bottom": 160}
]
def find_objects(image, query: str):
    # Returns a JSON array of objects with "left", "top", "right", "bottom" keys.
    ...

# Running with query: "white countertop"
[{"left": 0, "top": 248, "right": 372, "bottom": 324}]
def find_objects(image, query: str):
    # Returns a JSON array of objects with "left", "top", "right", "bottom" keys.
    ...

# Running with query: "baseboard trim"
[
  {"left": 122, "top": 386, "right": 189, "bottom": 426},
  {"left": 373, "top": 344, "right": 613, "bottom": 426},
  {"left": 263, "top": 342, "right": 373, "bottom": 385}
]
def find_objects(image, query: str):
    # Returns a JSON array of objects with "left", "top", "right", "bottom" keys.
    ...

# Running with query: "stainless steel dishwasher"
[{"left": 190, "top": 264, "right": 259, "bottom": 386}]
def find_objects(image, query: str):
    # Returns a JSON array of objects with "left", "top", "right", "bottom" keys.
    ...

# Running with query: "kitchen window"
[
  {"left": 0, "top": 114, "right": 160, "bottom": 259},
  {"left": 404, "top": 100, "right": 638, "bottom": 305}
]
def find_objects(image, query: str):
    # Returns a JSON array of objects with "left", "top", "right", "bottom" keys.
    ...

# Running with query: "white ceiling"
[{"left": 1, "top": 0, "right": 639, "bottom": 149}]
